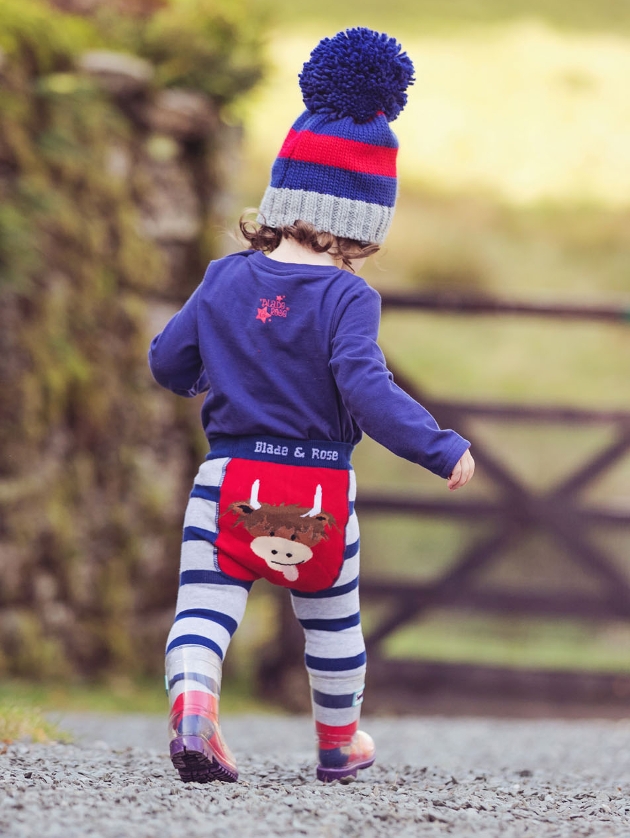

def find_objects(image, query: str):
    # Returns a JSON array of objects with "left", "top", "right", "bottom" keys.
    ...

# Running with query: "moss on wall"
[{"left": 0, "top": 0, "right": 266, "bottom": 678}]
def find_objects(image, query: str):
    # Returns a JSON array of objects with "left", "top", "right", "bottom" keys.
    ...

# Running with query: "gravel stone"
[{"left": 1, "top": 714, "right": 630, "bottom": 836}]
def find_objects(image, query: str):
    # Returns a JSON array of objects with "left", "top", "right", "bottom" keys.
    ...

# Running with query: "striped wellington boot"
[{"left": 316, "top": 721, "right": 375, "bottom": 782}]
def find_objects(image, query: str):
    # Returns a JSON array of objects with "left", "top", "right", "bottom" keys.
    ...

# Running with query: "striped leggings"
[{"left": 165, "top": 452, "right": 366, "bottom": 733}]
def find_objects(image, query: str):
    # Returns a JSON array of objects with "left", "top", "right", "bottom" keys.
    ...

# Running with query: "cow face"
[
  {"left": 228, "top": 481, "right": 335, "bottom": 582},
  {"left": 249, "top": 536, "right": 313, "bottom": 580}
]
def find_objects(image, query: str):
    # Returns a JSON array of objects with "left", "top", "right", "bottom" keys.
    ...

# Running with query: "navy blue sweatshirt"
[{"left": 148, "top": 249, "right": 469, "bottom": 479}]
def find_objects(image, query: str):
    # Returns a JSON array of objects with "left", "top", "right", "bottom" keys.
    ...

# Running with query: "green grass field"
[{"left": 262, "top": 0, "right": 630, "bottom": 36}]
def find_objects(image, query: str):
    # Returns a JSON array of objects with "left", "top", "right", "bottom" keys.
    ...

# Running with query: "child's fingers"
[
  {"left": 457, "top": 452, "right": 475, "bottom": 488},
  {"left": 448, "top": 451, "right": 475, "bottom": 491}
]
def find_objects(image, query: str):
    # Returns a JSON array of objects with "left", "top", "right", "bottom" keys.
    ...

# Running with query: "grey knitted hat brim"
[{"left": 257, "top": 187, "right": 395, "bottom": 245}]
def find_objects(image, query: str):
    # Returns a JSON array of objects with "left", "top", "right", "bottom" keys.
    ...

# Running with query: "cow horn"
[
  {"left": 301, "top": 484, "right": 322, "bottom": 518},
  {"left": 249, "top": 479, "right": 262, "bottom": 510}
]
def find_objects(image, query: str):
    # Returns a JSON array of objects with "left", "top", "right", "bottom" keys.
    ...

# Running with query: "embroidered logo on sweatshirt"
[{"left": 256, "top": 295, "right": 289, "bottom": 323}]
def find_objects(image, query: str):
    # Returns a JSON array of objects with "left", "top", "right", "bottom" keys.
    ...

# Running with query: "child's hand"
[{"left": 447, "top": 449, "right": 475, "bottom": 491}]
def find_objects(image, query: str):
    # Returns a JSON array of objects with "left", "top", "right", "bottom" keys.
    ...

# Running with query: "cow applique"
[{"left": 227, "top": 480, "right": 336, "bottom": 582}]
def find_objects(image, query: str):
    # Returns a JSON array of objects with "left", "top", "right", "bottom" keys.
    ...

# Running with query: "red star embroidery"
[{"left": 256, "top": 306, "right": 272, "bottom": 323}]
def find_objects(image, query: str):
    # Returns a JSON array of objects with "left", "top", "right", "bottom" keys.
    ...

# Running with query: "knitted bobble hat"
[{"left": 257, "top": 27, "right": 415, "bottom": 245}]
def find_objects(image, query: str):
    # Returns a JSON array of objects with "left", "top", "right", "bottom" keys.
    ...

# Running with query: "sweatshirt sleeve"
[
  {"left": 148, "top": 283, "right": 209, "bottom": 397},
  {"left": 329, "top": 283, "right": 470, "bottom": 479}
]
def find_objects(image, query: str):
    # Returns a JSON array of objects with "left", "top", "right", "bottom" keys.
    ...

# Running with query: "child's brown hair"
[{"left": 239, "top": 215, "right": 380, "bottom": 272}]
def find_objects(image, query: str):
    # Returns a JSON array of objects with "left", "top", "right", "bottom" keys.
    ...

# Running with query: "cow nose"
[{"left": 286, "top": 553, "right": 292, "bottom": 558}]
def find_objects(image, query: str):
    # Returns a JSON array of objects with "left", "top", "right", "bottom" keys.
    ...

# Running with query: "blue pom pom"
[{"left": 299, "top": 27, "right": 415, "bottom": 123}]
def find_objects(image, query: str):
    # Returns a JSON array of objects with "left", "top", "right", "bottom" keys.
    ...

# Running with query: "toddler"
[{"left": 149, "top": 27, "right": 474, "bottom": 784}]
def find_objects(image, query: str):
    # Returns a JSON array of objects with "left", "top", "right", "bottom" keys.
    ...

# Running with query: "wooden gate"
[{"left": 259, "top": 292, "right": 630, "bottom": 712}]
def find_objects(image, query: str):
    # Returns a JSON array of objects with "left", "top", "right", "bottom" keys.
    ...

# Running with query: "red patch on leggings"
[{"left": 215, "top": 459, "right": 349, "bottom": 593}]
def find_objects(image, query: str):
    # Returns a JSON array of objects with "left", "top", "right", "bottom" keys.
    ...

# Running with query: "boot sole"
[
  {"left": 170, "top": 735, "right": 238, "bottom": 783},
  {"left": 316, "top": 755, "right": 375, "bottom": 783}
]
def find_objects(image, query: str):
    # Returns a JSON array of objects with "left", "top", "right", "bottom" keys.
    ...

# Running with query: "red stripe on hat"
[{"left": 278, "top": 129, "right": 397, "bottom": 178}]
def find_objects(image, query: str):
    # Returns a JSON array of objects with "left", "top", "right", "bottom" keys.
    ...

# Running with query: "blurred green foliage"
[
  {"left": 141, "top": 0, "right": 265, "bottom": 101},
  {"left": 90, "top": 0, "right": 266, "bottom": 102},
  {"left": 0, "top": 0, "right": 93, "bottom": 73},
  {"left": 0, "top": 0, "right": 266, "bottom": 98}
]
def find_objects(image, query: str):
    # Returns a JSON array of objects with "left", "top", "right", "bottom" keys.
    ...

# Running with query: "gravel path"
[{"left": 2, "top": 713, "right": 630, "bottom": 837}]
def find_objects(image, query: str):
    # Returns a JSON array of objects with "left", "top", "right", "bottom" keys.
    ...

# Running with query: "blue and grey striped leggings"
[{"left": 166, "top": 444, "right": 366, "bottom": 730}]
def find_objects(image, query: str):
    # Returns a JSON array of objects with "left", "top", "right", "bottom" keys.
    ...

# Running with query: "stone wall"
[{"left": 0, "top": 18, "right": 257, "bottom": 681}]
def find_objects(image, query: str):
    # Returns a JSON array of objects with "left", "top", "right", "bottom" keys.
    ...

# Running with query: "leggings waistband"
[{"left": 206, "top": 435, "right": 354, "bottom": 470}]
